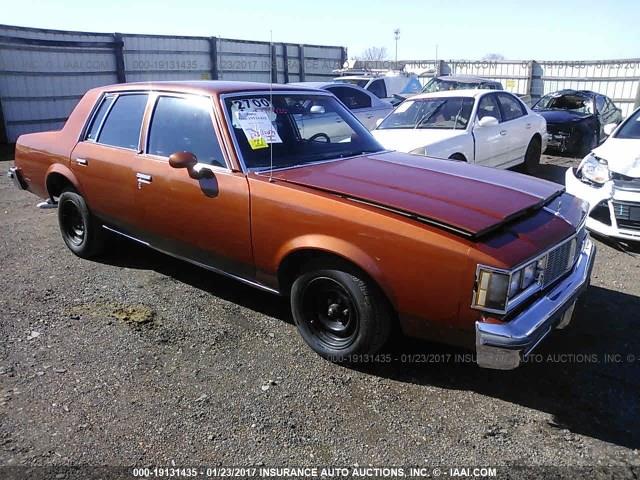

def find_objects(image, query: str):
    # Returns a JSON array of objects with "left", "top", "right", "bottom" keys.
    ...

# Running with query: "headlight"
[
  {"left": 475, "top": 259, "right": 544, "bottom": 313},
  {"left": 409, "top": 146, "right": 427, "bottom": 156},
  {"left": 579, "top": 154, "right": 610, "bottom": 184},
  {"left": 475, "top": 269, "right": 510, "bottom": 311}
]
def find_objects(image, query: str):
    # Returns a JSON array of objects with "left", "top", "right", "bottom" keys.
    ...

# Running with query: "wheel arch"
[
  {"left": 275, "top": 236, "right": 396, "bottom": 308},
  {"left": 45, "top": 164, "right": 83, "bottom": 199}
]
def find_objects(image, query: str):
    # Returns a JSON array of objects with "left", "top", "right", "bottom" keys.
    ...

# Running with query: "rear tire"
[
  {"left": 523, "top": 137, "right": 541, "bottom": 174},
  {"left": 290, "top": 262, "right": 392, "bottom": 362},
  {"left": 58, "top": 190, "right": 106, "bottom": 259}
]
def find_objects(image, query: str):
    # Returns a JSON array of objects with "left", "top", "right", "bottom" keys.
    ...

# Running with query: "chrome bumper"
[
  {"left": 475, "top": 237, "right": 596, "bottom": 370},
  {"left": 7, "top": 167, "right": 27, "bottom": 190}
]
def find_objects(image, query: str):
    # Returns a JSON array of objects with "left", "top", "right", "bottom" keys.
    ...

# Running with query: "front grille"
[
  {"left": 613, "top": 201, "right": 640, "bottom": 231},
  {"left": 541, "top": 227, "right": 586, "bottom": 287}
]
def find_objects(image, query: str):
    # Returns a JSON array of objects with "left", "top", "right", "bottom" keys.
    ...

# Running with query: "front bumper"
[
  {"left": 7, "top": 167, "right": 27, "bottom": 190},
  {"left": 566, "top": 167, "right": 640, "bottom": 242},
  {"left": 475, "top": 237, "right": 596, "bottom": 370}
]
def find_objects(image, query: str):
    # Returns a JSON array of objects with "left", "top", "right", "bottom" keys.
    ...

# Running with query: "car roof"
[
  {"left": 544, "top": 89, "right": 598, "bottom": 98},
  {"left": 289, "top": 81, "right": 334, "bottom": 89},
  {"left": 92, "top": 80, "right": 323, "bottom": 96},
  {"left": 409, "top": 89, "right": 494, "bottom": 100},
  {"left": 436, "top": 75, "right": 498, "bottom": 83}
]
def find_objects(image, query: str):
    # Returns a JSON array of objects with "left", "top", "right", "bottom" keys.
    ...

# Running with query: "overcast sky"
[{"left": 2, "top": 0, "right": 639, "bottom": 61}]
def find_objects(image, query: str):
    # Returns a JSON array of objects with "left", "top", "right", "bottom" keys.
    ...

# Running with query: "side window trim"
[
  {"left": 478, "top": 93, "right": 503, "bottom": 123},
  {"left": 83, "top": 93, "right": 118, "bottom": 142},
  {"left": 143, "top": 92, "right": 231, "bottom": 171}
]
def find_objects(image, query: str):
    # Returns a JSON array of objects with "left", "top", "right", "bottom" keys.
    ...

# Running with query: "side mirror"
[
  {"left": 477, "top": 116, "right": 499, "bottom": 128},
  {"left": 169, "top": 151, "right": 198, "bottom": 169},
  {"left": 375, "top": 118, "right": 384, "bottom": 128},
  {"left": 310, "top": 105, "right": 326, "bottom": 114},
  {"left": 603, "top": 123, "right": 617, "bottom": 136}
]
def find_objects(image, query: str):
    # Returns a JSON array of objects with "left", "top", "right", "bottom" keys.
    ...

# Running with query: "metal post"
[
  {"left": 282, "top": 43, "right": 289, "bottom": 84},
  {"left": 635, "top": 79, "right": 640, "bottom": 110},
  {"left": 112, "top": 33, "right": 126, "bottom": 83},
  {"left": 0, "top": 98, "right": 8, "bottom": 145},
  {"left": 209, "top": 37, "right": 218, "bottom": 80},
  {"left": 271, "top": 43, "right": 278, "bottom": 83},
  {"left": 298, "top": 44, "right": 306, "bottom": 82}
]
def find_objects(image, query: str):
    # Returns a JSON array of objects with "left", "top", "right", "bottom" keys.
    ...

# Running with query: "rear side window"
[
  {"left": 368, "top": 79, "right": 387, "bottom": 99},
  {"left": 85, "top": 95, "right": 116, "bottom": 141},
  {"left": 147, "top": 95, "right": 226, "bottom": 168},
  {"left": 477, "top": 94, "right": 502, "bottom": 122},
  {"left": 327, "top": 86, "right": 372, "bottom": 110},
  {"left": 97, "top": 94, "right": 148, "bottom": 150},
  {"left": 497, "top": 93, "right": 526, "bottom": 121}
]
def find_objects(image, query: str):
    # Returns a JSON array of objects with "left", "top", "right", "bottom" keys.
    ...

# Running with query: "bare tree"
[
  {"left": 482, "top": 53, "right": 506, "bottom": 61},
  {"left": 359, "top": 46, "right": 388, "bottom": 61}
]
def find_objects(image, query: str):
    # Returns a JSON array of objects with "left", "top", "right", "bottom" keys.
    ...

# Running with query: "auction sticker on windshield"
[{"left": 235, "top": 110, "right": 282, "bottom": 150}]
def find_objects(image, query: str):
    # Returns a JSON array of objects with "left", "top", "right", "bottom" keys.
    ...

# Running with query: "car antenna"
[{"left": 269, "top": 29, "right": 275, "bottom": 183}]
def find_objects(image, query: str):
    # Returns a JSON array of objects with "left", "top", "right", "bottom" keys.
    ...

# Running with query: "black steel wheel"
[
  {"left": 291, "top": 263, "right": 392, "bottom": 361},
  {"left": 58, "top": 190, "right": 106, "bottom": 258}
]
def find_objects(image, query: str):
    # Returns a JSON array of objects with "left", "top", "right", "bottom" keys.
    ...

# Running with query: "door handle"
[
  {"left": 136, "top": 172, "right": 152, "bottom": 188},
  {"left": 499, "top": 130, "right": 507, "bottom": 136},
  {"left": 75, "top": 158, "right": 88, "bottom": 166},
  {"left": 366, "top": 114, "right": 374, "bottom": 119},
  {"left": 525, "top": 123, "right": 532, "bottom": 129}
]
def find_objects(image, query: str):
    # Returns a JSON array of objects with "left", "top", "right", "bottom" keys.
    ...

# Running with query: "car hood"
[
  {"left": 535, "top": 109, "right": 592, "bottom": 124},
  {"left": 593, "top": 137, "right": 640, "bottom": 177},
  {"left": 266, "top": 152, "right": 564, "bottom": 238},
  {"left": 371, "top": 128, "right": 467, "bottom": 153}
]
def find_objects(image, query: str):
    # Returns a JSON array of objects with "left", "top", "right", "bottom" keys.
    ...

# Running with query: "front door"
[
  {"left": 132, "top": 93, "right": 254, "bottom": 278},
  {"left": 70, "top": 92, "right": 148, "bottom": 230},
  {"left": 473, "top": 93, "right": 508, "bottom": 167}
]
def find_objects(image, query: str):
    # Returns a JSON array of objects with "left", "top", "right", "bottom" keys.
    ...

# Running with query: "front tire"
[
  {"left": 58, "top": 190, "right": 106, "bottom": 259},
  {"left": 523, "top": 137, "right": 541, "bottom": 174},
  {"left": 290, "top": 264, "right": 392, "bottom": 362}
]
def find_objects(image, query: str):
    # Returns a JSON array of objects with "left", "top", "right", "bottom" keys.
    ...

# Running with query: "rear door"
[
  {"left": 132, "top": 93, "right": 254, "bottom": 278},
  {"left": 495, "top": 92, "right": 531, "bottom": 167},
  {"left": 70, "top": 92, "right": 148, "bottom": 230}
]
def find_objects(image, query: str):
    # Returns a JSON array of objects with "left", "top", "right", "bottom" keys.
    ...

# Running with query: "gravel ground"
[{"left": 1, "top": 154, "right": 639, "bottom": 476}]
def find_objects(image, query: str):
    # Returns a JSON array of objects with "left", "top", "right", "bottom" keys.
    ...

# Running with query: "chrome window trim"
[
  {"left": 471, "top": 216, "right": 588, "bottom": 315},
  {"left": 84, "top": 92, "right": 149, "bottom": 152},
  {"left": 82, "top": 92, "right": 118, "bottom": 143},
  {"left": 144, "top": 92, "right": 232, "bottom": 171},
  {"left": 219, "top": 89, "right": 376, "bottom": 174}
]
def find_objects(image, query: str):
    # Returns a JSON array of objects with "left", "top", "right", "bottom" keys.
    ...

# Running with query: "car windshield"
[
  {"left": 534, "top": 94, "right": 594, "bottom": 115},
  {"left": 422, "top": 78, "right": 482, "bottom": 93},
  {"left": 333, "top": 78, "right": 369, "bottom": 88},
  {"left": 223, "top": 93, "right": 384, "bottom": 171},
  {"left": 377, "top": 97, "right": 474, "bottom": 130},
  {"left": 615, "top": 109, "right": 640, "bottom": 140}
]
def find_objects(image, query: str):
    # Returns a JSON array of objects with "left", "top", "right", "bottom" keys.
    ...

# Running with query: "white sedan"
[
  {"left": 565, "top": 106, "right": 640, "bottom": 242},
  {"left": 371, "top": 89, "right": 548, "bottom": 172}
]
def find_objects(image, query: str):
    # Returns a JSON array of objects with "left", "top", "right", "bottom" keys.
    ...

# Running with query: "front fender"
[{"left": 274, "top": 234, "right": 396, "bottom": 305}]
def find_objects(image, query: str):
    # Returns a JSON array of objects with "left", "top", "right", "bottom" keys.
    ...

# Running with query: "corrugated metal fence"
[
  {"left": 404, "top": 59, "right": 640, "bottom": 117},
  {"left": 0, "top": 24, "right": 346, "bottom": 143}
]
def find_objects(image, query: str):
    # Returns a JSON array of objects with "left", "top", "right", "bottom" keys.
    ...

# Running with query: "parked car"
[
  {"left": 565, "top": 106, "right": 640, "bottom": 242},
  {"left": 288, "top": 82, "right": 393, "bottom": 130},
  {"left": 533, "top": 89, "right": 623, "bottom": 157},
  {"left": 422, "top": 75, "right": 504, "bottom": 93},
  {"left": 392, "top": 75, "right": 504, "bottom": 105},
  {"left": 8, "top": 81, "right": 595, "bottom": 370},
  {"left": 333, "top": 71, "right": 422, "bottom": 102},
  {"left": 371, "top": 89, "right": 547, "bottom": 172}
]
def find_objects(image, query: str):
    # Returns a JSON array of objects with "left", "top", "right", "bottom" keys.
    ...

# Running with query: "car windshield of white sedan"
[
  {"left": 224, "top": 93, "right": 384, "bottom": 171},
  {"left": 422, "top": 78, "right": 481, "bottom": 93},
  {"left": 535, "top": 94, "right": 594, "bottom": 115},
  {"left": 616, "top": 109, "right": 640, "bottom": 139},
  {"left": 377, "top": 98, "right": 474, "bottom": 130}
]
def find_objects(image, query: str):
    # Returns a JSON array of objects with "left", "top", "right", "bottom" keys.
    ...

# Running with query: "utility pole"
[{"left": 394, "top": 28, "right": 400, "bottom": 70}]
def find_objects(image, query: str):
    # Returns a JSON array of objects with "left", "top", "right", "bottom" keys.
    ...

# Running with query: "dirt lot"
[{"left": 1, "top": 154, "right": 639, "bottom": 475}]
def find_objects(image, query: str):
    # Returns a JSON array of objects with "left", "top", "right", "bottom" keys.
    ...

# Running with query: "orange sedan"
[{"left": 8, "top": 81, "right": 596, "bottom": 369}]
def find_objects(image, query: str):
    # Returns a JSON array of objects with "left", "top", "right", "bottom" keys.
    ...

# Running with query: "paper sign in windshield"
[{"left": 236, "top": 110, "right": 282, "bottom": 150}]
